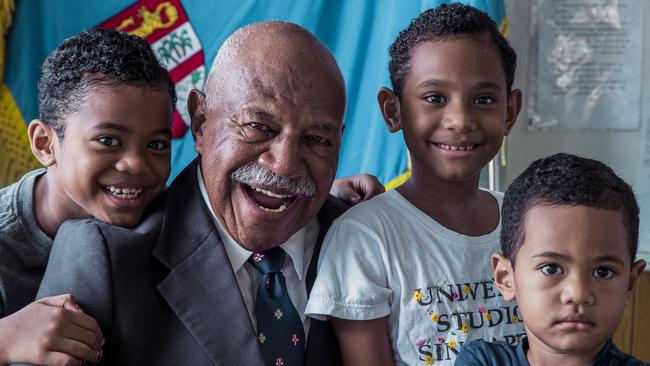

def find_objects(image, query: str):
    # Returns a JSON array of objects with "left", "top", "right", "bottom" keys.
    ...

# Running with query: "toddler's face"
[
  {"left": 50, "top": 83, "right": 173, "bottom": 227},
  {"left": 510, "top": 204, "right": 644, "bottom": 359},
  {"left": 396, "top": 36, "right": 520, "bottom": 184}
]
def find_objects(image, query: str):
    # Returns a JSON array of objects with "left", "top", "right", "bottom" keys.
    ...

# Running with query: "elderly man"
[{"left": 36, "top": 22, "right": 351, "bottom": 365}]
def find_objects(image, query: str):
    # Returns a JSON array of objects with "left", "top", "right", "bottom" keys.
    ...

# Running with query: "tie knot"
[{"left": 248, "top": 246, "right": 286, "bottom": 274}]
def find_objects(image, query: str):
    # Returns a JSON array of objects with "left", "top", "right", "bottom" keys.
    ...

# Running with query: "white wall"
[{"left": 503, "top": 0, "right": 650, "bottom": 263}]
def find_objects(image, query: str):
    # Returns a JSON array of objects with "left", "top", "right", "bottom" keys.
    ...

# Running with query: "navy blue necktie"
[{"left": 248, "top": 247, "right": 305, "bottom": 366}]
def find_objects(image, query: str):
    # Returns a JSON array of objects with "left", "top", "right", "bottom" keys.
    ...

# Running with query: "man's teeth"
[
  {"left": 107, "top": 186, "right": 143, "bottom": 200},
  {"left": 251, "top": 187, "right": 293, "bottom": 212},
  {"left": 257, "top": 203, "right": 288, "bottom": 213},
  {"left": 438, "top": 144, "right": 476, "bottom": 151},
  {"left": 253, "top": 187, "right": 292, "bottom": 199}
]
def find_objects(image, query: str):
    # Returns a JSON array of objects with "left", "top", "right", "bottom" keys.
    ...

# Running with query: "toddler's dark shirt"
[{"left": 456, "top": 337, "right": 648, "bottom": 366}]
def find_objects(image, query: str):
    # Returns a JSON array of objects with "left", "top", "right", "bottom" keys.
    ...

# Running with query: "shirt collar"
[
  {"left": 279, "top": 225, "right": 306, "bottom": 280},
  {"left": 592, "top": 338, "right": 616, "bottom": 366},
  {"left": 519, "top": 337, "right": 620, "bottom": 366},
  {"left": 516, "top": 336, "right": 530, "bottom": 366},
  {"left": 197, "top": 165, "right": 308, "bottom": 279}
]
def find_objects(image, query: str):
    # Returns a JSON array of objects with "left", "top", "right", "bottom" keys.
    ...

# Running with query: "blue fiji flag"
[{"left": 1, "top": 0, "right": 506, "bottom": 188}]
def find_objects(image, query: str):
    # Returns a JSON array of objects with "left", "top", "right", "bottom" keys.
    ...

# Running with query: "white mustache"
[{"left": 231, "top": 162, "right": 316, "bottom": 197}]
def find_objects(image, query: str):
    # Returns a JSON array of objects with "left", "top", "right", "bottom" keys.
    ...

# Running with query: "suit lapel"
[{"left": 153, "top": 160, "right": 264, "bottom": 365}]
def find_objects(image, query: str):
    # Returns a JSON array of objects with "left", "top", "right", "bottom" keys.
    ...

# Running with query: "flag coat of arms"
[{"left": 100, "top": 0, "right": 205, "bottom": 138}]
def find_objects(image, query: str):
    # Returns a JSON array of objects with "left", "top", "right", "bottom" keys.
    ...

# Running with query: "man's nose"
[
  {"left": 258, "top": 135, "right": 304, "bottom": 178},
  {"left": 560, "top": 273, "right": 595, "bottom": 306},
  {"left": 115, "top": 148, "right": 148, "bottom": 174},
  {"left": 441, "top": 100, "right": 477, "bottom": 133}
]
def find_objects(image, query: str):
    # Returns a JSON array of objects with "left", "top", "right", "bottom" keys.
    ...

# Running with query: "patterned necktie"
[{"left": 248, "top": 246, "right": 305, "bottom": 366}]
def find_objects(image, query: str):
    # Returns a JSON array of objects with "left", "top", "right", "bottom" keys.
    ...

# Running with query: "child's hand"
[
  {"left": 0, "top": 294, "right": 104, "bottom": 366},
  {"left": 331, "top": 174, "right": 385, "bottom": 205}
]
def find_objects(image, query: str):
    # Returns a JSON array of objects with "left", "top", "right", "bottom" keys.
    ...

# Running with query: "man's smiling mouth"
[{"left": 242, "top": 183, "right": 298, "bottom": 213}]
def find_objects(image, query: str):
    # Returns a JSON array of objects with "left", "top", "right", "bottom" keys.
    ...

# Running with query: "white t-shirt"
[{"left": 305, "top": 189, "right": 526, "bottom": 365}]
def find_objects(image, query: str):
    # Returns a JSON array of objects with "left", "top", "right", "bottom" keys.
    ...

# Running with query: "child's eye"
[
  {"left": 474, "top": 96, "right": 496, "bottom": 105},
  {"left": 148, "top": 141, "right": 169, "bottom": 151},
  {"left": 593, "top": 267, "right": 615, "bottom": 279},
  {"left": 97, "top": 136, "right": 120, "bottom": 146},
  {"left": 425, "top": 95, "right": 446, "bottom": 104},
  {"left": 540, "top": 264, "right": 564, "bottom": 276}
]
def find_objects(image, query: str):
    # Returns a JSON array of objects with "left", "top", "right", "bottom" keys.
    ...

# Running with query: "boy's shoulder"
[
  {"left": 0, "top": 169, "right": 50, "bottom": 316},
  {"left": 596, "top": 340, "right": 649, "bottom": 366},
  {"left": 0, "top": 168, "right": 47, "bottom": 236},
  {"left": 60, "top": 190, "right": 167, "bottom": 241},
  {"left": 337, "top": 189, "right": 409, "bottom": 219},
  {"left": 456, "top": 338, "right": 527, "bottom": 366},
  {"left": 58, "top": 192, "right": 167, "bottom": 242},
  {"left": 334, "top": 188, "right": 503, "bottom": 231}
]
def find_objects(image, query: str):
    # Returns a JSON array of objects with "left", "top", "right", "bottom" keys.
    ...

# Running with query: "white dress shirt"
[{"left": 197, "top": 166, "right": 318, "bottom": 338}]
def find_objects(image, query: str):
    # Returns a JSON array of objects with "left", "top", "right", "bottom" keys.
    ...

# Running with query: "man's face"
[
  {"left": 51, "top": 83, "right": 172, "bottom": 227},
  {"left": 510, "top": 205, "right": 644, "bottom": 358},
  {"left": 193, "top": 54, "right": 345, "bottom": 251}
]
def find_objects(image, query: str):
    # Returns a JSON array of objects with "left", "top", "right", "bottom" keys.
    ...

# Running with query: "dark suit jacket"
[{"left": 36, "top": 160, "right": 346, "bottom": 365}]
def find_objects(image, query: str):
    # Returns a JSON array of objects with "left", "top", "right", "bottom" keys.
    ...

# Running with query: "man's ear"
[
  {"left": 504, "top": 89, "right": 523, "bottom": 135},
  {"left": 627, "top": 260, "right": 646, "bottom": 295},
  {"left": 492, "top": 253, "right": 516, "bottom": 302},
  {"left": 377, "top": 87, "right": 402, "bottom": 133},
  {"left": 28, "top": 120, "right": 58, "bottom": 167},
  {"left": 188, "top": 89, "right": 207, "bottom": 153}
]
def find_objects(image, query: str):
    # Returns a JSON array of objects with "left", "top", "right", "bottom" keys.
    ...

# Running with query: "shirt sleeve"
[{"left": 305, "top": 216, "right": 392, "bottom": 321}]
